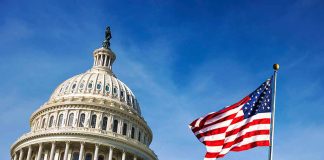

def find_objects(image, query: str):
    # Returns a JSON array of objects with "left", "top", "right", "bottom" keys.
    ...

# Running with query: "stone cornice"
[
  {"left": 29, "top": 97, "right": 153, "bottom": 140},
  {"left": 11, "top": 130, "right": 157, "bottom": 160}
]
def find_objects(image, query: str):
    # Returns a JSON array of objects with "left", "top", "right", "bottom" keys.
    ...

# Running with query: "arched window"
[
  {"left": 112, "top": 119, "right": 118, "bottom": 133},
  {"left": 102, "top": 117, "right": 108, "bottom": 130},
  {"left": 58, "top": 114, "right": 64, "bottom": 127},
  {"left": 68, "top": 113, "right": 74, "bottom": 126},
  {"left": 91, "top": 114, "right": 97, "bottom": 128},
  {"left": 48, "top": 116, "right": 54, "bottom": 127},
  {"left": 131, "top": 127, "right": 135, "bottom": 139},
  {"left": 85, "top": 153, "right": 92, "bottom": 160},
  {"left": 79, "top": 113, "right": 85, "bottom": 127},
  {"left": 122, "top": 123, "right": 127, "bottom": 135},
  {"left": 41, "top": 118, "right": 46, "bottom": 128},
  {"left": 80, "top": 81, "right": 85, "bottom": 89},
  {"left": 97, "top": 83, "right": 101, "bottom": 90},
  {"left": 138, "top": 131, "right": 141, "bottom": 142},
  {"left": 98, "top": 155, "right": 105, "bottom": 160},
  {"left": 105, "top": 85, "right": 109, "bottom": 92},
  {"left": 72, "top": 83, "right": 76, "bottom": 89},
  {"left": 120, "top": 91, "right": 124, "bottom": 97},
  {"left": 88, "top": 82, "right": 93, "bottom": 89},
  {"left": 72, "top": 152, "right": 79, "bottom": 160}
]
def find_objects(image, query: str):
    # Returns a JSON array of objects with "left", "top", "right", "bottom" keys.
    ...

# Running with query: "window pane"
[
  {"left": 42, "top": 118, "right": 46, "bottom": 128},
  {"left": 122, "top": 123, "right": 127, "bottom": 135},
  {"left": 91, "top": 115, "right": 97, "bottom": 128},
  {"left": 131, "top": 127, "right": 135, "bottom": 139},
  {"left": 68, "top": 113, "right": 74, "bottom": 126},
  {"left": 113, "top": 120, "right": 118, "bottom": 133},
  {"left": 58, "top": 114, "right": 63, "bottom": 127},
  {"left": 102, "top": 117, "right": 108, "bottom": 130},
  {"left": 49, "top": 116, "right": 54, "bottom": 127},
  {"left": 79, "top": 113, "right": 85, "bottom": 127}
]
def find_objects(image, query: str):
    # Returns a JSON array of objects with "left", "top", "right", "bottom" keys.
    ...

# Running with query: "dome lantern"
[
  {"left": 92, "top": 26, "right": 116, "bottom": 73},
  {"left": 92, "top": 47, "right": 116, "bottom": 72}
]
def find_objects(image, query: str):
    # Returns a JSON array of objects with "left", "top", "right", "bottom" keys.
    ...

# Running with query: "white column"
[
  {"left": 133, "top": 156, "right": 137, "bottom": 160},
  {"left": 49, "top": 142, "right": 56, "bottom": 160},
  {"left": 122, "top": 151, "right": 126, "bottom": 160},
  {"left": 103, "top": 55, "right": 107, "bottom": 67},
  {"left": 36, "top": 143, "right": 43, "bottom": 160},
  {"left": 13, "top": 153, "right": 17, "bottom": 160},
  {"left": 108, "top": 147, "right": 113, "bottom": 160},
  {"left": 94, "top": 144, "right": 99, "bottom": 160},
  {"left": 63, "top": 142, "right": 70, "bottom": 160},
  {"left": 78, "top": 142, "right": 85, "bottom": 160},
  {"left": 26, "top": 146, "right": 32, "bottom": 160},
  {"left": 18, "top": 149, "right": 24, "bottom": 160},
  {"left": 108, "top": 59, "right": 111, "bottom": 69}
]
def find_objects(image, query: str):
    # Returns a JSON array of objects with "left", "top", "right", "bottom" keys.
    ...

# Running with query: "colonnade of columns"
[{"left": 12, "top": 141, "right": 141, "bottom": 160}]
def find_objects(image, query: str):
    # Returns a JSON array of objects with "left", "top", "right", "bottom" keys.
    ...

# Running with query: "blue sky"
[{"left": 1, "top": 0, "right": 324, "bottom": 159}]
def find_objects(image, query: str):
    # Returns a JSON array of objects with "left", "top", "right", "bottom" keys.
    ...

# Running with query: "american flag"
[{"left": 189, "top": 77, "right": 273, "bottom": 159}]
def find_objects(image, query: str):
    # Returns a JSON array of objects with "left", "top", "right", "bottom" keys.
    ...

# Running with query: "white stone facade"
[{"left": 10, "top": 46, "right": 158, "bottom": 160}]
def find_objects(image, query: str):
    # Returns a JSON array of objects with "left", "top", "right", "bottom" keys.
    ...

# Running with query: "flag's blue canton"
[{"left": 242, "top": 77, "right": 273, "bottom": 119}]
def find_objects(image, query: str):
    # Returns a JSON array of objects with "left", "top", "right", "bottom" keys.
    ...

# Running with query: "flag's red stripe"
[
  {"left": 230, "top": 115, "right": 244, "bottom": 124},
  {"left": 196, "top": 126, "right": 227, "bottom": 139},
  {"left": 203, "top": 139, "right": 224, "bottom": 146},
  {"left": 205, "top": 152, "right": 220, "bottom": 158}
]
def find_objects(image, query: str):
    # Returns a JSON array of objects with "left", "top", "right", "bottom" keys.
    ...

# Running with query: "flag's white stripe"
[
  {"left": 218, "top": 135, "right": 270, "bottom": 155},
  {"left": 205, "top": 145, "right": 223, "bottom": 153},
  {"left": 195, "top": 117, "right": 205, "bottom": 127},
  {"left": 204, "top": 105, "right": 243, "bottom": 125},
  {"left": 201, "top": 123, "right": 270, "bottom": 142},
  {"left": 204, "top": 158, "right": 216, "bottom": 160},
  {"left": 195, "top": 111, "right": 244, "bottom": 135}
]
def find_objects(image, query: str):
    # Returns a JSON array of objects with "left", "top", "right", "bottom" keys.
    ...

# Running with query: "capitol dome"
[
  {"left": 48, "top": 47, "right": 141, "bottom": 116},
  {"left": 10, "top": 27, "right": 157, "bottom": 160}
]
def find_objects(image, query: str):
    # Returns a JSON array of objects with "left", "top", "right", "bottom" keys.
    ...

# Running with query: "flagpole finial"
[{"left": 273, "top": 64, "right": 279, "bottom": 71}]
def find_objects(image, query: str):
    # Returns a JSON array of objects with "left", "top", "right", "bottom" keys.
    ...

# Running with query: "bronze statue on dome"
[{"left": 102, "top": 26, "right": 112, "bottom": 49}]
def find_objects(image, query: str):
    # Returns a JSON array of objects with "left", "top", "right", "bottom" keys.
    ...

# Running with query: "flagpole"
[{"left": 268, "top": 64, "right": 279, "bottom": 160}]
